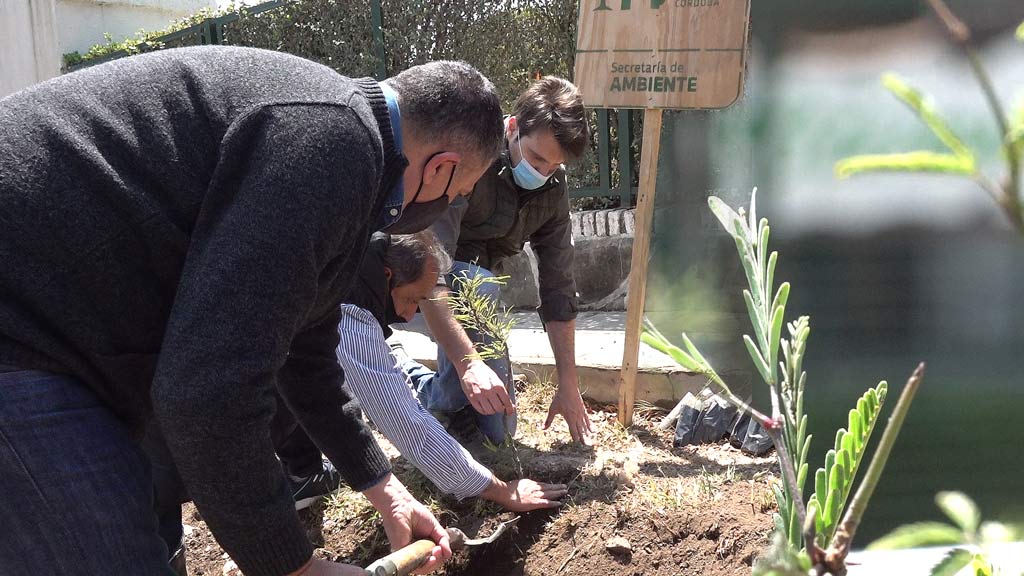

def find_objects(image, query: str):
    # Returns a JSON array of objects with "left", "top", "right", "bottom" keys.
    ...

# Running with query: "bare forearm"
[
  {"left": 545, "top": 319, "right": 578, "bottom": 389},
  {"left": 420, "top": 289, "right": 479, "bottom": 377},
  {"left": 478, "top": 474, "right": 507, "bottom": 503}
]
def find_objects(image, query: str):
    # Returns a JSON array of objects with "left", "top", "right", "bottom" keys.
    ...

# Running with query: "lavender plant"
[{"left": 643, "top": 189, "right": 925, "bottom": 574}]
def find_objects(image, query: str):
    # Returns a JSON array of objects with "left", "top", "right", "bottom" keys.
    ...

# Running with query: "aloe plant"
[
  {"left": 643, "top": 189, "right": 925, "bottom": 574},
  {"left": 835, "top": 1, "right": 1024, "bottom": 234}
]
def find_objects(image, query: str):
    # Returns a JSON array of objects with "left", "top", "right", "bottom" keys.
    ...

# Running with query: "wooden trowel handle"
[{"left": 363, "top": 538, "right": 436, "bottom": 576}]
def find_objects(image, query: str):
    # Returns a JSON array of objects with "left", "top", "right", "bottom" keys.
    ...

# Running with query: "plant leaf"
[
  {"left": 708, "top": 196, "right": 747, "bottom": 244},
  {"left": 641, "top": 332, "right": 702, "bottom": 372},
  {"left": 759, "top": 221, "right": 770, "bottom": 271},
  {"left": 768, "top": 283, "right": 790, "bottom": 383},
  {"left": 797, "top": 462, "right": 808, "bottom": 492},
  {"left": 744, "top": 334, "right": 772, "bottom": 384},
  {"left": 808, "top": 383, "right": 888, "bottom": 544},
  {"left": 836, "top": 151, "right": 975, "bottom": 178},
  {"left": 772, "top": 483, "right": 788, "bottom": 514},
  {"left": 799, "top": 432, "right": 811, "bottom": 471},
  {"left": 748, "top": 187, "right": 758, "bottom": 243},
  {"left": 680, "top": 332, "right": 711, "bottom": 370},
  {"left": 834, "top": 429, "right": 846, "bottom": 453},
  {"left": 814, "top": 469, "right": 827, "bottom": 509},
  {"left": 928, "top": 548, "right": 973, "bottom": 576},
  {"left": 881, "top": 73, "right": 974, "bottom": 160},
  {"left": 867, "top": 522, "right": 965, "bottom": 550},
  {"left": 936, "top": 491, "right": 980, "bottom": 536},
  {"left": 772, "top": 512, "right": 787, "bottom": 537},
  {"left": 734, "top": 221, "right": 765, "bottom": 310},
  {"left": 744, "top": 289, "right": 767, "bottom": 344},
  {"left": 979, "top": 521, "right": 1016, "bottom": 544},
  {"left": 823, "top": 487, "right": 838, "bottom": 528},
  {"left": 1017, "top": 21, "right": 1023, "bottom": 41},
  {"left": 849, "top": 409, "right": 863, "bottom": 444}
]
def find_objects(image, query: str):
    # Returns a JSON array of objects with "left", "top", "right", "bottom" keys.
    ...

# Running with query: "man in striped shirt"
[
  {"left": 151, "top": 231, "right": 566, "bottom": 563},
  {"left": 333, "top": 231, "right": 567, "bottom": 510}
]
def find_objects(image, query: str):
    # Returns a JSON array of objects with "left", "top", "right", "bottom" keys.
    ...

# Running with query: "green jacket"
[{"left": 431, "top": 148, "right": 578, "bottom": 323}]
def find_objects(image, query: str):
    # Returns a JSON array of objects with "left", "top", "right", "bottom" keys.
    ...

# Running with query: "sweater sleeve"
[
  {"left": 150, "top": 103, "right": 383, "bottom": 576},
  {"left": 276, "top": 306, "right": 391, "bottom": 492},
  {"left": 336, "top": 305, "right": 493, "bottom": 500}
]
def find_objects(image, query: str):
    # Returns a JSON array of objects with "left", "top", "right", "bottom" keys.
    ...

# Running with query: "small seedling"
[{"left": 445, "top": 271, "right": 524, "bottom": 477}]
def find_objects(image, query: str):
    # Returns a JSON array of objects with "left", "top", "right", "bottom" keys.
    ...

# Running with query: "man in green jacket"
[{"left": 410, "top": 77, "right": 595, "bottom": 446}]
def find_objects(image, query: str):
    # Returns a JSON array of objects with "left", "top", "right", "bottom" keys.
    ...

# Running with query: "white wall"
[
  {"left": 2, "top": 0, "right": 218, "bottom": 98},
  {"left": 1, "top": 0, "right": 61, "bottom": 99},
  {"left": 58, "top": 0, "right": 217, "bottom": 56}
]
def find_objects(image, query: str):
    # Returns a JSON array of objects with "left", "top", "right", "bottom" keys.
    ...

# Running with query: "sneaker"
[
  {"left": 388, "top": 339, "right": 412, "bottom": 367},
  {"left": 290, "top": 460, "right": 341, "bottom": 510}
]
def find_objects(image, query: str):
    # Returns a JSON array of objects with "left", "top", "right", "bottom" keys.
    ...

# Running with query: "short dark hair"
[
  {"left": 513, "top": 76, "right": 589, "bottom": 161},
  {"left": 386, "top": 230, "right": 452, "bottom": 289},
  {"left": 386, "top": 61, "right": 504, "bottom": 168}
]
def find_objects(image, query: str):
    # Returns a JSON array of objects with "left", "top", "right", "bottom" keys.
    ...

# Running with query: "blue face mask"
[{"left": 511, "top": 131, "right": 550, "bottom": 190}]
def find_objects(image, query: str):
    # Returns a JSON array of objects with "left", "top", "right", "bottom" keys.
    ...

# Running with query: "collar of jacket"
[{"left": 356, "top": 78, "right": 409, "bottom": 216}]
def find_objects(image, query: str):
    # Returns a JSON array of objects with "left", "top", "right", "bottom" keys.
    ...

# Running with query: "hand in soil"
[
  {"left": 482, "top": 477, "right": 568, "bottom": 511},
  {"left": 460, "top": 359, "right": 516, "bottom": 415},
  {"left": 286, "top": 558, "right": 366, "bottom": 575},
  {"left": 362, "top": 472, "right": 453, "bottom": 573},
  {"left": 544, "top": 387, "right": 593, "bottom": 445}
]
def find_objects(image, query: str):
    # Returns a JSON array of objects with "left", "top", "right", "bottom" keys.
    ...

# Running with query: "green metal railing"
[{"left": 574, "top": 109, "right": 637, "bottom": 205}]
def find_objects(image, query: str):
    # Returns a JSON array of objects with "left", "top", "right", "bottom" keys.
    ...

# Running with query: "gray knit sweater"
[{"left": 0, "top": 46, "right": 407, "bottom": 576}]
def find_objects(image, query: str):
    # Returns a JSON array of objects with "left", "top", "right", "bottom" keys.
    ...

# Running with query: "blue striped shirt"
[{"left": 335, "top": 304, "right": 493, "bottom": 500}]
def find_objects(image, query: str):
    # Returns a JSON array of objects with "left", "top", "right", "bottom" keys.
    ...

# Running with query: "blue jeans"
[
  {"left": 0, "top": 369, "right": 171, "bottom": 575},
  {"left": 406, "top": 262, "right": 517, "bottom": 444}
]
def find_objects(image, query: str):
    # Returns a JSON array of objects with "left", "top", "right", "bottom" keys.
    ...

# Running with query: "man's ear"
[
  {"left": 421, "top": 151, "right": 462, "bottom": 186},
  {"left": 506, "top": 116, "right": 518, "bottom": 139},
  {"left": 383, "top": 267, "right": 393, "bottom": 281}
]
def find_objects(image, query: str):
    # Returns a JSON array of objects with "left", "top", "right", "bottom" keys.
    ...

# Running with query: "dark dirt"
[{"left": 179, "top": 387, "right": 777, "bottom": 576}]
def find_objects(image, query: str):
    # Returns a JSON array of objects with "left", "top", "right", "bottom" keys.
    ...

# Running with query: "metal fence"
[{"left": 67, "top": 0, "right": 639, "bottom": 206}]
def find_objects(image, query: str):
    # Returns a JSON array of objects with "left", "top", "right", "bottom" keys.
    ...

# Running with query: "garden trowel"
[{"left": 363, "top": 516, "right": 520, "bottom": 576}]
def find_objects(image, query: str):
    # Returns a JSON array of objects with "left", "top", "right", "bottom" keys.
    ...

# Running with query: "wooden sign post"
[{"left": 574, "top": 0, "right": 750, "bottom": 426}]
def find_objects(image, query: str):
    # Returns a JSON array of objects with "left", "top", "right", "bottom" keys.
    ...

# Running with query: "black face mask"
[{"left": 383, "top": 155, "right": 456, "bottom": 234}]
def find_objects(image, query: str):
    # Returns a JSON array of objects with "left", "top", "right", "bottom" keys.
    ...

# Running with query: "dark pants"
[{"left": 0, "top": 368, "right": 171, "bottom": 575}]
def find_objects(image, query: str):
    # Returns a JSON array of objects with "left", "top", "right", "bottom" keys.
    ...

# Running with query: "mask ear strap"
[{"left": 441, "top": 163, "right": 457, "bottom": 198}]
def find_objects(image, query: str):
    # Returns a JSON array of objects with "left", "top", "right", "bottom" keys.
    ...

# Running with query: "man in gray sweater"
[{"left": 0, "top": 46, "right": 502, "bottom": 576}]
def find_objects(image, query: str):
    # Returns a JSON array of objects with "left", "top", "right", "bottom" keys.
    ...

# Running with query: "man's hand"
[
  {"left": 460, "top": 358, "right": 515, "bottom": 415},
  {"left": 362, "top": 473, "right": 452, "bottom": 574},
  {"left": 544, "top": 387, "right": 593, "bottom": 445},
  {"left": 480, "top": 476, "right": 568, "bottom": 512},
  {"left": 287, "top": 558, "right": 366, "bottom": 575}
]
